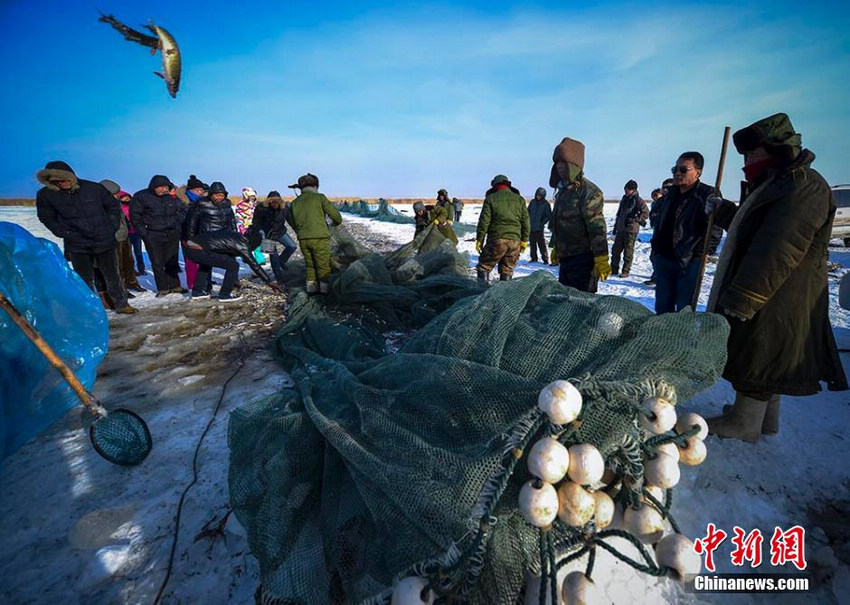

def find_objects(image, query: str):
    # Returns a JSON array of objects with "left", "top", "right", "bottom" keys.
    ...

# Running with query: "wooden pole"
[
  {"left": 0, "top": 290, "right": 104, "bottom": 416},
  {"left": 691, "top": 126, "right": 732, "bottom": 310}
]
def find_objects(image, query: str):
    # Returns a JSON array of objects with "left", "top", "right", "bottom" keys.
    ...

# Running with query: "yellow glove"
[
  {"left": 475, "top": 240, "right": 484, "bottom": 254},
  {"left": 550, "top": 247, "right": 559, "bottom": 265},
  {"left": 519, "top": 241, "right": 528, "bottom": 252},
  {"left": 434, "top": 219, "right": 440, "bottom": 225},
  {"left": 592, "top": 254, "right": 611, "bottom": 281}
]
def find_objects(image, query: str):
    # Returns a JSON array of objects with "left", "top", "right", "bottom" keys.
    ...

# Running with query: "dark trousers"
[
  {"left": 184, "top": 247, "right": 239, "bottom": 297},
  {"left": 529, "top": 230, "right": 549, "bottom": 263},
  {"left": 143, "top": 230, "right": 181, "bottom": 292},
  {"left": 128, "top": 233, "right": 145, "bottom": 272},
  {"left": 611, "top": 230, "right": 637, "bottom": 274},
  {"left": 649, "top": 250, "right": 657, "bottom": 282},
  {"left": 654, "top": 254, "right": 701, "bottom": 314},
  {"left": 558, "top": 251, "right": 597, "bottom": 293},
  {"left": 455, "top": 209, "right": 462, "bottom": 222},
  {"left": 269, "top": 233, "right": 297, "bottom": 281},
  {"left": 117, "top": 239, "right": 141, "bottom": 289},
  {"left": 68, "top": 248, "right": 128, "bottom": 308}
]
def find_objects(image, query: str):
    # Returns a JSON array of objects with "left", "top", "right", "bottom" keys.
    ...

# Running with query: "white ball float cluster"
[
  {"left": 596, "top": 312, "right": 624, "bottom": 338},
  {"left": 655, "top": 533, "right": 702, "bottom": 580},
  {"left": 537, "top": 380, "right": 583, "bottom": 425},
  {"left": 675, "top": 412, "right": 709, "bottom": 466},
  {"left": 391, "top": 576, "right": 435, "bottom": 605}
]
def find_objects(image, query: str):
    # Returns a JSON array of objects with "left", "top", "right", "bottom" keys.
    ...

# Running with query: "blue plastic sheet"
[{"left": 0, "top": 222, "right": 109, "bottom": 464}]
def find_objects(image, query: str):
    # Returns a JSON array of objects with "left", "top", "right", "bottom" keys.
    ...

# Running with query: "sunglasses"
[{"left": 671, "top": 166, "right": 693, "bottom": 175}]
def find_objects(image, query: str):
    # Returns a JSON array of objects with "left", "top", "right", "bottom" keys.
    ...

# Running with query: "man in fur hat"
[
  {"left": 703, "top": 113, "right": 847, "bottom": 442},
  {"left": 548, "top": 138, "right": 610, "bottom": 292},
  {"left": 35, "top": 161, "right": 137, "bottom": 314},
  {"left": 286, "top": 173, "right": 342, "bottom": 294},
  {"left": 475, "top": 175, "right": 530, "bottom": 283}
]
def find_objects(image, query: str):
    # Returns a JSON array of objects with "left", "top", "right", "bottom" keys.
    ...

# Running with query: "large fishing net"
[{"left": 228, "top": 221, "right": 729, "bottom": 604}]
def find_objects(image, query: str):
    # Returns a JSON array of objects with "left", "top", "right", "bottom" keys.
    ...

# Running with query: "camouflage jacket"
[
  {"left": 286, "top": 190, "right": 342, "bottom": 239},
  {"left": 550, "top": 177, "right": 607, "bottom": 257},
  {"left": 476, "top": 187, "right": 530, "bottom": 243}
]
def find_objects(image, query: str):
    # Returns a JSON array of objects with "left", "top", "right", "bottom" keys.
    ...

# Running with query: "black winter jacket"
[
  {"left": 651, "top": 181, "right": 714, "bottom": 266},
  {"left": 186, "top": 230, "right": 272, "bottom": 284},
  {"left": 36, "top": 180, "right": 121, "bottom": 254},
  {"left": 614, "top": 193, "right": 648, "bottom": 235},
  {"left": 527, "top": 198, "right": 552, "bottom": 232},
  {"left": 183, "top": 198, "right": 237, "bottom": 239},
  {"left": 130, "top": 179, "right": 185, "bottom": 238},
  {"left": 252, "top": 204, "right": 289, "bottom": 239}
]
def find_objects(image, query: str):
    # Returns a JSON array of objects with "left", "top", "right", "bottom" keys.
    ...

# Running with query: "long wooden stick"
[
  {"left": 691, "top": 126, "right": 732, "bottom": 309},
  {"left": 0, "top": 290, "right": 105, "bottom": 416}
]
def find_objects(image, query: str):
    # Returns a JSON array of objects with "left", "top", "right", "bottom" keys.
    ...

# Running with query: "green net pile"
[
  {"left": 337, "top": 199, "right": 414, "bottom": 224},
  {"left": 228, "top": 226, "right": 729, "bottom": 604}
]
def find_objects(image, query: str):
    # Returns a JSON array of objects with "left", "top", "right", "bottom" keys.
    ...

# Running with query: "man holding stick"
[{"left": 704, "top": 113, "right": 847, "bottom": 441}]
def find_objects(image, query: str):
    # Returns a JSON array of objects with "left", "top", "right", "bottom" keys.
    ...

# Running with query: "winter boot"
[
  {"left": 477, "top": 269, "right": 489, "bottom": 285},
  {"left": 722, "top": 394, "right": 780, "bottom": 435},
  {"left": 98, "top": 291, "right": 115, "bottom": 310},
  {"left": 499, "top": 273, "right": 512, "bottom": 281},
  {"left": 306, "top": 280, "right": 319, "bottom": 294},
  {"left": 318, "top": 281, "right": 329, "bottom": 295},
  {"left": 707, "top": 392, "right": 768, "bottom": 443}
]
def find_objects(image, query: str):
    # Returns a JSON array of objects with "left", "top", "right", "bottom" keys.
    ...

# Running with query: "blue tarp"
[{"left": 0, "top": 222, "right": 109, "bottom": 463}]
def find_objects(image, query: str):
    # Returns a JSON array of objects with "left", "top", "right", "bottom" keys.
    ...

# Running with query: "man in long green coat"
[
  {"left": 475, "top": 175, "right": 530, "bottom": 283},
  {"left": 704, "top": 113, "right": 848, "bottom": 442},
  {"left": 286, "top": 173, "right": 342, "bottom": 294}
]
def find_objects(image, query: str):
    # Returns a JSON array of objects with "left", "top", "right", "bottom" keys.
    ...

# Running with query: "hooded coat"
[
  {"left": 528, "top": 188, "right": 552, "bottom": 232},
  {"left": 707, "top": 114, "right": 847, "bottom": 395},
  {"left": 35, "top": 161, "right": 121, "bottom": 253},
  {"left": 130, "top": 175, "right": 185, "bottom": 238}
]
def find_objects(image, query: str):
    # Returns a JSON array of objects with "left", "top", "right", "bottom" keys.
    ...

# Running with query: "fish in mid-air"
[{"left": 98, "top": 12, "right": 182, "bottom": 98}]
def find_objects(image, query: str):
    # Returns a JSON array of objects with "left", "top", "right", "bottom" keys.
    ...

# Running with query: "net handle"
[
  {"left": 0, "top": 290, "right": 107, "bottom": 417},
  {"left": 691, "top": 125, "right": 731, "bottom": 310}
]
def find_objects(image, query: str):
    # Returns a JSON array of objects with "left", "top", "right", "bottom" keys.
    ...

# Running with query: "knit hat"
[
  {"left": 733, "top": 113, "right": 802, "bottom": 161},
  {"left": 625, "top": 179, "right": 638, "bottom": 191},
  {"left": 549, "top": 137, "right": 586, "bottom": 187},
  {"left": 241, "top": 187, "right": 257, "bottom": 199},
  {"left": 117, "top": 190, "right": 131, "bottom": 199},
  {"left": 99, "top": 179, "right": 121, "bottom": 195},
  {"left": 289, "top": 173, "right": 319, "bottom": 189},
  {"left": 187, "top": 174, "right": 205, "bottom": 190},
  {"left": 208, "top": 181, "right": 228, "bottom": 196}
]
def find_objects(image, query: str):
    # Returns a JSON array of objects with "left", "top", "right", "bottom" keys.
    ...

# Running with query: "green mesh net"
[
  {"left": 89, "top": 408, "right": 152, "bottom": 466},
  {"left": 228, "top": 225, "right": 729, "bottom": 604}
]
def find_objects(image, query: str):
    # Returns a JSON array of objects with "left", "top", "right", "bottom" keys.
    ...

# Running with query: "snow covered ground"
[{"left": 1, "top": 205, "right": 849, "bottom": 604}]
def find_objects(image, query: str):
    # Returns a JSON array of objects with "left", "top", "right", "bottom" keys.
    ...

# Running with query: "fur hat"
[
  {"left": 36, "top": 160, "right": 79, "bottom": 191},
  {"left": 733, "top": 112, "right": 802, "bottom": 161},
  {"left": 535, "top": 187, "right": 547, "bottom": 198},
  {"left": 187, "top": 174, "right": 205, "bottom": 190},
  {"left": 289, "top": 174, "right": 319, "bottom": 189},
  {"left": 486, "top": 174, "right": 520, "bottom": 195},
  {"left": 413, "top": 201, "right": 425, "bottom": 213},
  {"left": 549, "top": 137, "right": 586, "bottom": 187},
  {"left": 625, "top": 179, "right": 638, "bottom": 191},
  {"left": 99, "top": 179, "right": 121, "bottom": 195}
]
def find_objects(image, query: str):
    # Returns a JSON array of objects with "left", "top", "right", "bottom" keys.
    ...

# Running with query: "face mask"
[
  {"left": 567, "top": 163, "right": 582, "bottom": 183},
  {"left": 742, "top": 156, "right": 781, "bottom": 184}
]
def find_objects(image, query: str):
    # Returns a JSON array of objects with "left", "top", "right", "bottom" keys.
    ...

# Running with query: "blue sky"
[{"left": 1, "top": 1, "right": 848, "bottom": 199}]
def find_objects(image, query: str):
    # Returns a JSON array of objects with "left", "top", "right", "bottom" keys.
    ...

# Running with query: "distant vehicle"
[{"left": 831, "top": 185, "right": 850, "bottom": 246}]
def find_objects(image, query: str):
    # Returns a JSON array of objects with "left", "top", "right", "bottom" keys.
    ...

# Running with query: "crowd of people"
[{"left": 32, "top": 112, "right": 846, "bottom": 443}]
